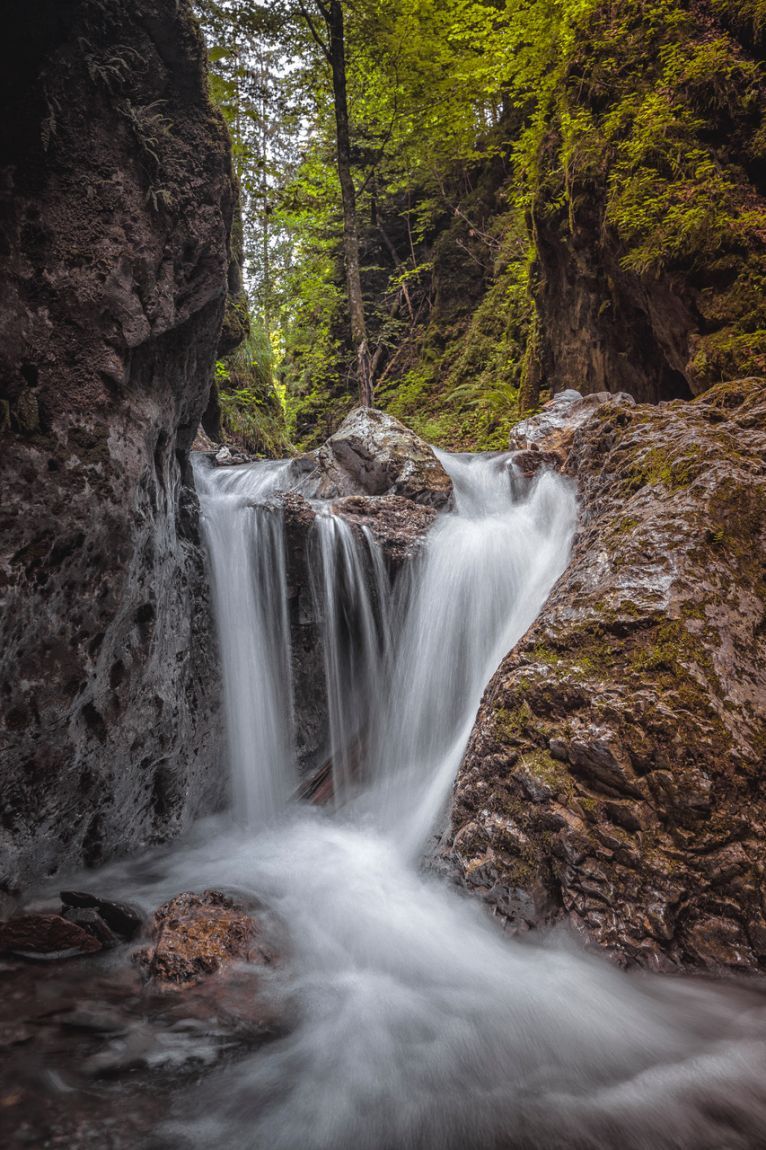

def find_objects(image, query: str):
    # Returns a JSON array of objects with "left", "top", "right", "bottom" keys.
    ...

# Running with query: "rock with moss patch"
[{"left": 446, "top": 378, "right": 766, "bottom": 974}]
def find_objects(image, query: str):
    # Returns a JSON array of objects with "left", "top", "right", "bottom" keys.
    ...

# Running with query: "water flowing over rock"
[
  {"left": 448, "top": 378, "right": 766, "bottom": 973},
  {"left": 0, "top": 0, "right": 234, "bottom": 885}
]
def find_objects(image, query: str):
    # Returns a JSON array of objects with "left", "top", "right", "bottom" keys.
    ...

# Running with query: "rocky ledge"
[{"left": 447, "top": 379, "right": 766, "bottom": 974}]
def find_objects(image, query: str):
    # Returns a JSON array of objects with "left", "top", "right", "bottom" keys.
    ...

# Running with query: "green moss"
[{"left": 620, "top": 443, "right": 705, "bottom": 494}]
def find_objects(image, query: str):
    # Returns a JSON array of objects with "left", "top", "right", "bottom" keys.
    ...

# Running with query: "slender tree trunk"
[{"left": 325, "top": 1, "right": 372, "bottom": 406}]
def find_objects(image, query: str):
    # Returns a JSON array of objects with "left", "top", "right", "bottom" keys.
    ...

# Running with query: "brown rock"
[
  {"left": 509, "top": 388, "right": 635, "bottom": 467},
  {"left": 448, "top": 379, "right": 766, "bottom": 973},
  {"left": 134, "top": 890, "right": 269, "bottom": 989},
  {"left": 0, "top": 914, "right": 102, "bottom": 958}
]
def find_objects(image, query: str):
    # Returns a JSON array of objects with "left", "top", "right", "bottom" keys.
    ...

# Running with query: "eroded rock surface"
[
  {"left": 0, "top": 1, "right": 233, "bottom": 884},
  {"left": 134, "top": 890, "right": 270, "bottom": 989},
  {"left": 448, "top": 379, "right": 766, "bottom": 973},
  {"left": 280, "top": 417, "right": 443, "bottom": 776},
  {"left": 297, "top": 407, "right": 453, "bottom": 508}
]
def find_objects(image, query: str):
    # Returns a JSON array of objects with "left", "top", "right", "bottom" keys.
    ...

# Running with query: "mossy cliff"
[
  {"left": 287, "top": 1, "right": 766, "bottom": 450},
  {"left": 446, "top": 378, "right": 766, "bottom": 973},
  {"left": 0, "top": 0, "right": 234, "bottom": 885}
]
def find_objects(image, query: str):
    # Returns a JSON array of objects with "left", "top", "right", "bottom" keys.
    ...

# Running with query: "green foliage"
[
  {"left": 217, "top": 327, "right": 292, "bottom": 457},
  {"left": 194, "top": 0, "right": 766, "bottom": 447}
]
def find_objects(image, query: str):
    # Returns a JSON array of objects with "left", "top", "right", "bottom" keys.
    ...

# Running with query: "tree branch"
[{"left": 296, "top": 0, "right": 331, "bottom": 62}]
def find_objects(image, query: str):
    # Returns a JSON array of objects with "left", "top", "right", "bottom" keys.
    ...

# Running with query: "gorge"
[{"left": 2, "top": 1, "right": 766, "bottom": 1147}]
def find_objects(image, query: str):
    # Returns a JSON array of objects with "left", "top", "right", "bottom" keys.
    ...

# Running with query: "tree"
[{"left": 296, "top": 1, "right": 373, "bottom": 407}]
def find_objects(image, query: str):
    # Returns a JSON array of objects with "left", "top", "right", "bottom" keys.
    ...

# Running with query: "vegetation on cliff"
[{"left": 193, "top": 0, "right": 766, "bottom": 451}]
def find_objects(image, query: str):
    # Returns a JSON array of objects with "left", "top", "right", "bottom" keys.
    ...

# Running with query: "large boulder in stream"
[
  {"left": 448, "top": 379, "right": 766, "bottom": 974},
  {"left": 296, "top": 406, "right": 453, "bottom": 508},
  {"left": 134, "top": 890, "right": 273, "bottom": 989},
  {"left": 0, "top": 1, "right": 233, "bottom": 884}
]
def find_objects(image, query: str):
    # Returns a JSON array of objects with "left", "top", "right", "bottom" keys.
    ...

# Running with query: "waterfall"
[
  {"left": 193, "top": 458, "right": 296, "bottom": 826},
  {"left": 362, "top": 453, "right": 576, "bottom": 852},
  {"left": 123, "top": 445, "right": 766, "bottom": 1150},
  {"left": 309, "top": 511, "right": 392, "bottom": 803}
]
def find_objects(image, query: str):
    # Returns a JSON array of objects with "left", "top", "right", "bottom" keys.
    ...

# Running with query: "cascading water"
[
  {"left": 193, "top": 458, "right": 296, "bottom": 825},
  {"left": 68, "top": 448, "right": 766, "bottom": 1149},
  {"left": 360, "top": 453, "right": 576, "bottom": 853},
  {"left": 309, "top": 511, "right": 391, "bottom": 803}
]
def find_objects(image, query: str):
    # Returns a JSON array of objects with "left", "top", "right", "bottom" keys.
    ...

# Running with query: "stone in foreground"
[
  {"left": 0, "top": 913, "right": 103, "bottom": 958},
  {"left": 134, "top": 890, "right": 270, "bottom": 989}
]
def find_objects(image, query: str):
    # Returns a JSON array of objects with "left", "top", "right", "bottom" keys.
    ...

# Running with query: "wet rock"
[
  {"left": 280, "top": 484, "right": 438, "bottom": 774},
  {"left": 60, "top": 892, "right": 143, "bottom": 940},
  {"left": 509, "top": 389, "right": 635, "bottom": 469},
  {"left": 61, "top": 908, "right": 118, "bottom": 950},
  {"left": 134, "top": 890, "right": 270, "bottom": 989},
  {"left": 0, "top": 914, "right": 102, "bottom": 959},
  {"left": 448, "top": 379, "right": 766, "bottom": 973},
  {"left": 0, "top": 891, "right": 19, "bottom": 922},
  {"left": 332, "top": 495, "right": 437, "bottom": 573},
  {"left": 0, "top": 0, "right": 230, "bottom": 885},
  {"left": 297, "top": 407, "right": 453, "bottom": 508},
  {"left": 214, "top": 444, "right": 252, "bottom": 467}
]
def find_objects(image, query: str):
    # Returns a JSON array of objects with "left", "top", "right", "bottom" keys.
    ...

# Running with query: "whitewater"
[{"left": 71, "top": 449, "right": 766, "bottom": 1149}]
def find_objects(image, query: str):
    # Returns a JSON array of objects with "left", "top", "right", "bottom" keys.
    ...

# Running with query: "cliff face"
[
  {"left": 447, "top": 379, "right": 766, "bottom": 973},
  {"left": 527, "top": 0, "right": 766, "bottom": 406},
  {"left": 0, "top": 0, "right": 233, "bottom": 885}
]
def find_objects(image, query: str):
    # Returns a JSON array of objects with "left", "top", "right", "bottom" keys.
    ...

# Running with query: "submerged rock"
[
  {"left": 448, "top": 379, "right": 766, "bottom": 973},
  {"left": 134, "top": 890, "right": 270, "bottom": 989},
  {"left": 297, "top": 407, "right": 453, "bottom": 508}
]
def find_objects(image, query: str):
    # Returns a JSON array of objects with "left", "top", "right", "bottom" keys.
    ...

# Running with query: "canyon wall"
[{"left": 0, "top": 0, "right": 232, "bottom": 886}]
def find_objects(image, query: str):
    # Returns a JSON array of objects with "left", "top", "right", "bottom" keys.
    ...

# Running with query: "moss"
[
  {"left": 620, "top": 443, "right": 705, "bottom": 494},
  {"left": 520, "top": 747, "right": 576, "bottom": 800},
  {"left": 216, "top": 329, "right": 291, "bottom": 458},
  {"left": 494, "top": 700, "right": 535, "bottom": 743}
]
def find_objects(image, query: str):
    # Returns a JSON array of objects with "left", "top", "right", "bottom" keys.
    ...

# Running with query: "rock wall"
[
  {"left": 447, "top": 379, "right": 766, "bottom": 974},
  {"left": 0, "top": 0, "right": 234, "bottom": 886}
]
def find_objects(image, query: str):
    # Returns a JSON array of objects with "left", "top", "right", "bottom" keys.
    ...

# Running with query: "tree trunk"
[{"left": 325, "top": 1, "right": 372, "bottom": 407}]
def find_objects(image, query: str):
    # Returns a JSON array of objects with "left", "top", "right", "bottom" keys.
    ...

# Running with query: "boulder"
[
  {"left": 297, "top": 407, "right": 453, "bottom": 508},
  {"left": 280, "top": 487, "right": 437, "bottom": 775},
  {"left": 134, "top": 890, "right": 270, "bottom": 989},
  {"left": 509, "top": 389, "right": 635, "bottom": 467},
  {"left": 0, "top": 914, "right": 102, "bottom": 958},
  {"left": 331, "top": 495, "right": 437, "bottom": 573},
  {"left": 447, "top": 379, "right": 766, "bottom": 973}
]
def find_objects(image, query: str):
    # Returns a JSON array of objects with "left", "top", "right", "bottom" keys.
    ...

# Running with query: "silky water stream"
[{"left": 12, "top": 450, "right": 766, "bottom": 1149}]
